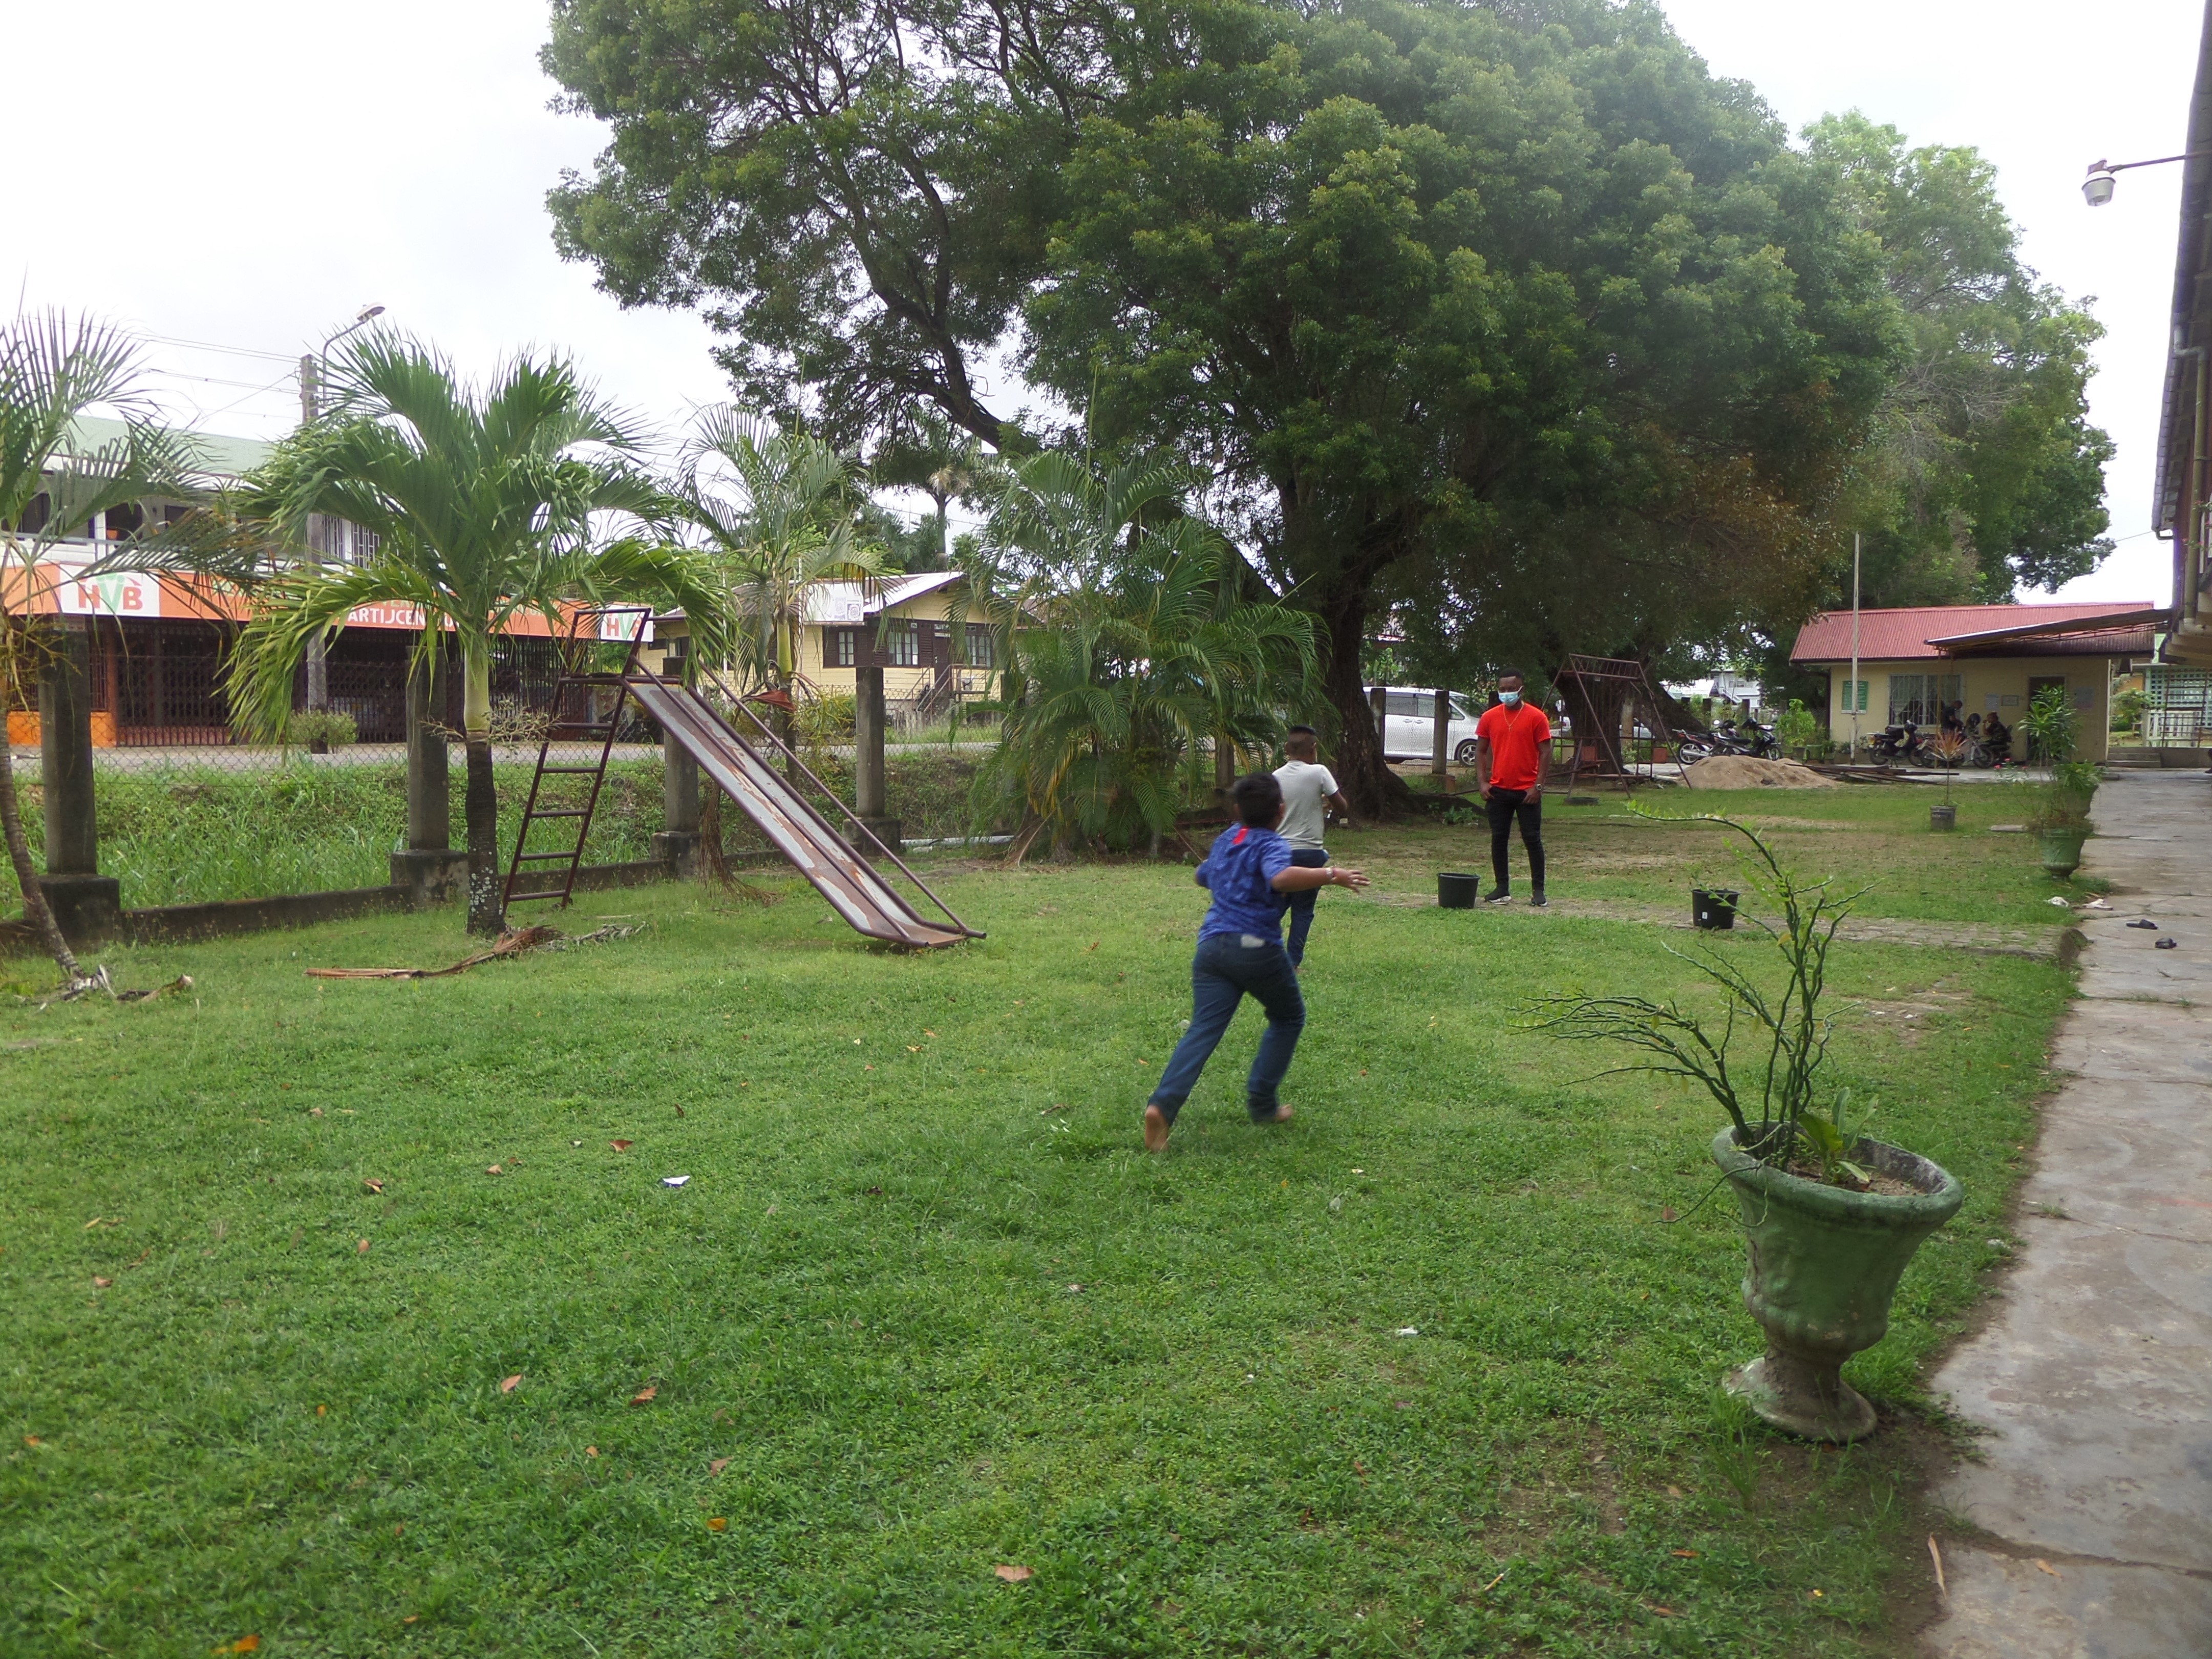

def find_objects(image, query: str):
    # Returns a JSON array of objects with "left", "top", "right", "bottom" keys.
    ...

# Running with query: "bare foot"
[
  {"left": 1255, "top": 1103, "right": 1294, "bottom": 1125},
  {"left": 1143, "top": 1104, "right": 1172, "bottom": 1152}
]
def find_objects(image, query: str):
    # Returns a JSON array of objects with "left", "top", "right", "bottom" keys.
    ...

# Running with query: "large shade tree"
[
  {"left": 228, "top": 336, "right": 727, "bottom": 935},
  {"left": 545, "top": 0, "right": 1897, "bottom": 810},
  {"left": 0, "top": 313, "right": 194, "bottom": 983}
]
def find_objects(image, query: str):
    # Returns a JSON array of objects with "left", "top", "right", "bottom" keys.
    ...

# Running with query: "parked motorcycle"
[{"left": 1868, "top": 721, "right": 1927, "bottom": 765}]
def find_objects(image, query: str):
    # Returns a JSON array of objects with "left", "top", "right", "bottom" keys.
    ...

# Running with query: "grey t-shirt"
[{"left": 1273, "top": 759, "right": 1339, "bottom": 851}]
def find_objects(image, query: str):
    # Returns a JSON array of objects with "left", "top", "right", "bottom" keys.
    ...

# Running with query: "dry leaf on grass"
[
  {"left": 993, "top": 1564, "right": 1033, "bottom": 1583},
  {"left": 586, "top": 1445, "right": 599, "bottom": 1457},
  {"left": 1671, "top": 1549, "right": 1699, "bottom": 1558},
  {"left": 486, "top": 1165, "right": 504, "bottom": 1176},
  {"left": 709, "top": 1457, "right": 731, "bottom": 1475},
  {"left": 610, "top": 1140, "right": 633, "bottom": 1152},
  {"left": 92, "top": 1277, "right": 111, "bottom": 1288},
  {"left": 500, "top": 1375, "right": 522, "bottom": 1394},
  {"left": 706, "top": 1517, "right": 729, "bottom": 1532},
  {"left": 356, "top": 1239, "right": 371, "bottom": 1254},
  {"left": 630, "top": 1386, "right": 657, "bottom": 1406},
  {"left": 212, "top": 1637, "right": 261, "bottom": 1655},
  {"left": 363, "top": 1179, "right": 384, "bottom": 1195}
]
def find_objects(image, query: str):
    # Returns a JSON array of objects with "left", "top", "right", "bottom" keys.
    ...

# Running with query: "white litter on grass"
[
  {"left": 661, "top": 1175, "right": 691, "bottom": 1188},
  {"left": 2047, "top": 896, "right": 2072, "bottom": 907},
  {"left": 2086, "top": 899, "right": 2112, "bottom": 910},
  {"left": 1395, "top": 1327, "right": 1420, "bottom": 1337}
]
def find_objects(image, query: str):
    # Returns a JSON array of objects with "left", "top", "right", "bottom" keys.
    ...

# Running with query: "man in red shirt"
[{"left": 1473, "top": 669, "right": 1550, "bottom": 906}]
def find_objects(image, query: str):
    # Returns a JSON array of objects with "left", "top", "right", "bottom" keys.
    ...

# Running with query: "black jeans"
[
  {"left": 1283, "top": 847, "right": 1329, "bottom": 964},
  {"left": 1486, "top": 788, "right": 1545, "bottom": 892}
]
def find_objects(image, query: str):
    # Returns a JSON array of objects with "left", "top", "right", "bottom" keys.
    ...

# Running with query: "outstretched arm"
[{"left": 1272, "top": 863, "right": 1369, "bottom": 893}]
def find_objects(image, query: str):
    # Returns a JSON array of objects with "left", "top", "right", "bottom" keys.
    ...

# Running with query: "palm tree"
[
  {"left": 0, "top": 312, "right": 195, "bottom": 983},
  {"left": 225, "top": 335, "right": 727, "bottom": 935},
  {"left": 966, "top": 453, "right": 1315, "bottom": 860},
  {"left": 667, "top": 407, "right": 888, "bottom": 717},
  {"left": 868, "top": 409, "right": 1002, "bottom": 571}
]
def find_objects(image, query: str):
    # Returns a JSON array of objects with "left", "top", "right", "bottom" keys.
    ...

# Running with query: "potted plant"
[
  {"left": 2017, "top": 687, "right": 2096, "bottom": 877},
  {"left": 1535, "top": 814, "right": 1962, "bottom": 1441},
  {"left": 1927, "top": 728, "right": 1965, "bottom": 830}
]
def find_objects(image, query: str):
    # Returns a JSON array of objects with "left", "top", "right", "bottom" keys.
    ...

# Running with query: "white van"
[{"left": 1366, "top": 686, "right": 1485, "bottom": 763}]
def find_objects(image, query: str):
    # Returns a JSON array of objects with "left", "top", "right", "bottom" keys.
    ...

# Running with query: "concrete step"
[{"left": 2104, "top": 746, "right": 2209, "bottom": 769}]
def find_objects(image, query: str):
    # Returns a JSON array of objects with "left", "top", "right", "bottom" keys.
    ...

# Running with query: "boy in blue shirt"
[{"left": 1143, "top": 773, "right": 1369, "bottom": 1152}]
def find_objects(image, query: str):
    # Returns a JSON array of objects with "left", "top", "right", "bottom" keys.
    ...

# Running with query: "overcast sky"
[{"left": 5, "top": 0, "right": 2199, "bottom": 604}]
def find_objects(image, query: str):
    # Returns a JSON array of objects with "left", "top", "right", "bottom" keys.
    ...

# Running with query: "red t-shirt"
[{"left": 1476, "top": 701, "right": 1552, "bottom": 791}]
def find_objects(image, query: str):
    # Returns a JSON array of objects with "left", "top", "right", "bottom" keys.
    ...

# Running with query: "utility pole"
[
  {"left": 299, "top": 353, "right": 328, "bottom": 716},
  {"left": 1849, "top": 531, "right": 1862, "bottom": 761}
]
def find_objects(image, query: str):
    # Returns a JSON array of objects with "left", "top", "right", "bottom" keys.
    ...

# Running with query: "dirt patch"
[{"left": 1680, "top": 756, "right": 1839, "bottom": 790}]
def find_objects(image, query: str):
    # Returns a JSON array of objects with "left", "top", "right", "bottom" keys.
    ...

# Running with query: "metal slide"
[{"left": 623, "top": 676, "right": 981, "bottom": 949}]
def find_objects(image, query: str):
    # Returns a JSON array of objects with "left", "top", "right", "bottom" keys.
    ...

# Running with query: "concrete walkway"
[{"left": 1923, "top": 769, "right": 2212, "bottom": 1658}]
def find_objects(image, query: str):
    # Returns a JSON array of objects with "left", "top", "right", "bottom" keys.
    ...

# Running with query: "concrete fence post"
[
  {"left": 852, "top": 663, "right": 900, "bottom": 853},
  {"left": 652, "top": 721, "right": 703, "bottom": 879},
  {"left": 391, "top": 634, "right": 468, "bottom": 905},
  {"left": 36, "top": 619, "right": 119, "bottom": 940}
]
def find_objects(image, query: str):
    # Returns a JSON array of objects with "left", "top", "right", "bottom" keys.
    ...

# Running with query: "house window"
[
  {"left": 1841, "top": 679, "right": 1868, "bottom": 713},
  {"left": 964, "top": 623, "right": 996, "bottom": 668},
  {"left": 885, "top": 620, "right": 920, "bottom": 667},
  {"left": 826, "top": 627, "right": 857, "bottom": 668},
  {"left": 1886, "top": 673, "right": 1962, "bottom": 727}
]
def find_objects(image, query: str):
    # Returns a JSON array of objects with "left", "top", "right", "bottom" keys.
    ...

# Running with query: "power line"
[{"left": 144, "top": 333, "right": 300, "bottom": 365}]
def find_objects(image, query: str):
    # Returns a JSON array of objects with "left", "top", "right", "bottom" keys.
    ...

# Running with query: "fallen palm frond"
[
  {"left": 32, "top": 969, "right": 194, "bottom": 1007},
  {"left": 305, "top": 923, "right": 643, "bottom": 980}
]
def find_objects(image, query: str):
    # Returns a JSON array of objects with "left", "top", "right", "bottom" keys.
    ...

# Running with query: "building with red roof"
[{"left": 1789, "top": 602, "right": 2157, "bottom": 760}]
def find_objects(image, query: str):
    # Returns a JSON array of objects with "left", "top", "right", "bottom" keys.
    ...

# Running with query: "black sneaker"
[
  {"left": 1483, "top": 888, "right": 1512, "bottom": 904},
  {"left": 1529, "top": 890, "right": 1548, "bottom": 908}
]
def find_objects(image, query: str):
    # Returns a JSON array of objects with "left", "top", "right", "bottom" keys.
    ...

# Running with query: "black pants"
[{"left": 1486, "top": 788, "right": 1545, "bottom": 892}]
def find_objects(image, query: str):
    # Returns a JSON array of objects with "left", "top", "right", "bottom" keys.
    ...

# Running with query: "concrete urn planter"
[
  {"left": 1711, "top": 1128, "right": 1963, "bottom": 1442},
  {"left": 2038, "top": 829, "right": 2087, "bottom": 878}
]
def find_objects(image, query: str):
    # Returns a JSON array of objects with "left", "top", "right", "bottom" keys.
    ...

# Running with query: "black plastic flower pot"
[
  {"left": 1438, "top": 872, "right": 1481, "bottom": 909},
  {"left": 1692, "top": 887, "right": 1739, "bottom": 930}
]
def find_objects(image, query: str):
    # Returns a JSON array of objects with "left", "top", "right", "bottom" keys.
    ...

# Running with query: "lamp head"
[
  {"left": 2083, "top": 164, "right": 2117, "bottom": 207},
  {"left": 357, "top": 304, "right": 386, "bottom": 322}
]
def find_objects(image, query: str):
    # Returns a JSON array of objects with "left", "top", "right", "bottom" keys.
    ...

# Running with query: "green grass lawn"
[{"left": 2, "top": 789, "right": 2072, "bottom": 1656}]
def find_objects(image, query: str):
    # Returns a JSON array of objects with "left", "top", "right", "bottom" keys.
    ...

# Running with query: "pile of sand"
[{"left": 1680, "top": 755, "right": 1838, "bottom": 790}]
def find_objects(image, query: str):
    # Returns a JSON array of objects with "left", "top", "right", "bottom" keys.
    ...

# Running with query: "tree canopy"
[{"left": 545, "top": 0, "right": 2104, "bottom": 794}]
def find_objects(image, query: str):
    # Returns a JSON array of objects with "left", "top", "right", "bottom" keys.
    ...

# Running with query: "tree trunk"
[
  {"left": 0, "top": 744, "right": 80, "bottom": 981},
  {"left": 1319, "top": 576, "right": 1414, "bottom": 817},
  {"left": 459, "top": 641, "right": 503, "bottom": 934},
  {"left": 464, "top": 737, "right": 502, "bottom": 934},
  {"left": 1555, "top": 665, "right": 1630, "bottom": 780}
]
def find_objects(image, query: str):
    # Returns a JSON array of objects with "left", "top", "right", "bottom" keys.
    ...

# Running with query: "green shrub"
[{"left": 285, "top": 709, "right": 359, "bottom": 750}]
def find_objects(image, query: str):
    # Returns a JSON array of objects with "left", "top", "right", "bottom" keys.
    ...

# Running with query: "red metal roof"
[{"left": 1790, "top": 603, "right": 2157, "bottom": 663}]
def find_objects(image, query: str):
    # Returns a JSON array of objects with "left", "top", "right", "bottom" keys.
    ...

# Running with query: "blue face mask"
[{"left": 1499, "top": 689, "right": 1522, "bottom": 707}]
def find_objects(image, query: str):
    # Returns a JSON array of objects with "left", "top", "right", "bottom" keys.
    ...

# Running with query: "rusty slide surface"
[{"left": 625, "top": 677, "right": 973, "bottom": 949}]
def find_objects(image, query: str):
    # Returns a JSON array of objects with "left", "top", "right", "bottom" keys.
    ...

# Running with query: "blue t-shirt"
[{"left": 1194, "top": 823, "right": 1292, "bottom": 942}]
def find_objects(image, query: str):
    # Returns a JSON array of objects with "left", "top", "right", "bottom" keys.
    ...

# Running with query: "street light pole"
[
  {"left": 2081, "top": 150, "right": 2212, "bottom": 206},
  {"left": 299, "top": 305, "right": 386, "bottom": 716},
  {"left": 1849, "top": 531, "right": 1862, "bottom": 762}
]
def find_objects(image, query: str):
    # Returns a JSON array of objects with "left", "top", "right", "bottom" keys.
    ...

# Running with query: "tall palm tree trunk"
[
  {"left": 464, "top": 737, "right": 503, "bottom": 935},
  {"left": 0, "top": 748, "right": 82, "bottom": 980},
  {"left": 460, "top": 640, "right": 505, "bottom": 935}
]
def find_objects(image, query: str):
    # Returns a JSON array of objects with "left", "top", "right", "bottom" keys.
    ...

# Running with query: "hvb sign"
[{"left": 58, "top": 572, "right": 161, "bottom": 618}]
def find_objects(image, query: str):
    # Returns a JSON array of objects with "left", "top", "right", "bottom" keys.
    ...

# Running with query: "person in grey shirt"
[{"left": 1272, "top": 726, "right": 1356, "bottom": 967}]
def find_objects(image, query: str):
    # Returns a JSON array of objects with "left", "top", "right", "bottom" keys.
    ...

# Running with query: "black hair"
[
  {"left": 1496, "top": 668, "right": 1525, "bottom": 684},
  {"left": 1229, "top": 772, "right": 1284, "bottom": 827},
  {"left": 1287, "top": 724, "right": 1316, "bottom": 737},
  {"left": 1284, "top": 725, "right": 1318, "bottom": 752}
]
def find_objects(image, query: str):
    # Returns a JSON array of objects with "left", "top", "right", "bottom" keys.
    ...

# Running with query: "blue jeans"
[
  {"left": 1148, "top": 932, "right": 1307, "bottom": 1124},
  {"left": 1283, "top": 847, "right": 1329, "bottom": 964}
]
